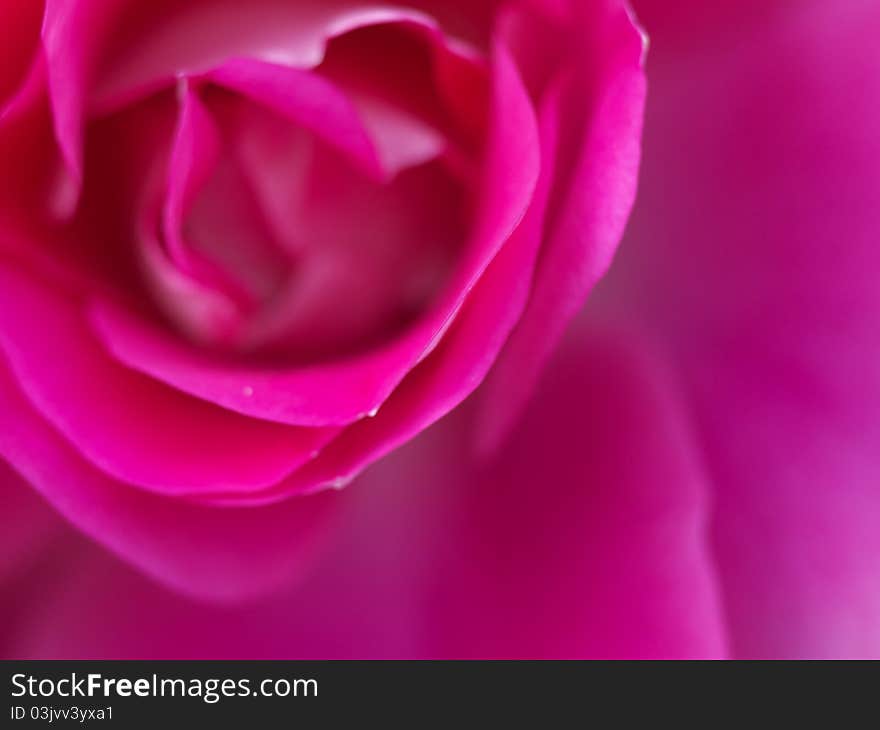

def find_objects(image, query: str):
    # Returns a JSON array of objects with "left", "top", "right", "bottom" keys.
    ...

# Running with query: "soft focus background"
[{"left": 3, "top": 0, "right": 880, "bottom": 658}]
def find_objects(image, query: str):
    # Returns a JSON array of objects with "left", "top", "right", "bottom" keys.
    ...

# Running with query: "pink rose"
[
  {"left": 5, "top": 0, "right": 879, "bottom": 661},
  {"left": 0, "top": 1, "right": 646, "bottom": 598}
]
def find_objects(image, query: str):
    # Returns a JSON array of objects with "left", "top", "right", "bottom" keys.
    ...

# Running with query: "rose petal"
[
  {"left": 0, "top": 1, "right": 44, "bottom": 107},
  {"left": 42, "top": 0, "right": 123, "bottom": 185},
  {"left": 415, "top": 327, "right": 728, "bottom": 658},
  {"left": 0, "top": 360, "right": 342, "bottom": 602},
  {"left": 205, "top": 59, "right": 385, "bottom": 179},
  {"left": 47, "top": 0, "right": 467, "bottom": 199},
  {"left": 604, "top": 0, "right": 880, "bottom": 657},
  {"left": 93, "top": 2, "right": 448, "bottom": 112},
  {"left": 0, "top": 262, "right": 341, "bottom": 496},
  {"left": 0, "top": 461, "right": 62, "bottom": 586},
  {"left": 2, "top": 325, "right": 727, "bottom": 658},
  {"left": 476, "top": 0, "right": 647, "bottom": 452}
]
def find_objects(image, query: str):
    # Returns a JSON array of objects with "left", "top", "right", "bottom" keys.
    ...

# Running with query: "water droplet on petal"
[{"left": 242, "top": 385, "right": 255, "bottom": 398}]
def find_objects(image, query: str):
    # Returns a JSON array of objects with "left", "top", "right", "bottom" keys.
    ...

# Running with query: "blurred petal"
[
  {"left": 45, "top": 1, "right": 429, "bottom": 177},
  {"left": 205, "top": 59, "right": 384, "bottom": 179},
  {"left": 477, "top": 0, "right": 646, "bottom": 451},
  {"left": 0, "top": 353, "right": 342, "bottom": 601},
  {"left": 0, "top": 0, "right": 44, "bottom": 107},
  {"left": 420, "top": 327, "right": 727, "bottom": 658},
  {"left": 47, "top": 0, "right": 488, "bottom": 197},
  {"left": 4, "top": 326, "right": 728, "bottom": 659},
  {"left": 0, "top": 462, "right": 61, "bottom": 585},
  {"left": 42, "top": 0, "right": 122, "bottom": 183},
  {"left": 630, "top": 0, "right": 793, "bottom": 50},
  {"left": 0, "top": 263, "right": 339, "bottom": 496},
  {"left": 602, "top": 0, "right": 880, "bottom": 657},
  {"left": 94, "top": 2, "right": 471, "bottom": 110}
]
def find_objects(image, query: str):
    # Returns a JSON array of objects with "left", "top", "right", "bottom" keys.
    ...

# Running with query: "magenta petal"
[
  {"left": 0, "top": 1, "right": 43, "bottom": 106},
  {"left": 630, "top": 0, "right": 772, "bottom": 47},
  {"left": 0, "top": 461, "right": 62, "bottom": 586},
  {"left": 137, "top": 85, "right": 246, "bottom": 344},
  {"left": 476, "top": 2, "right": 647, "bottom": 452},
  {"left": 205, "top": 59, "right": 385, "bottom": 179},
  {"left": 41, "top": 0, "right": 122, "bottom": 186},
  {"left": 2, "top": 326, "right": 727, "bottom": 659},
  {"left": 608, "top": 0, "right": 880, "bottom": 657},
  {"left": 0, "top": 263, "right": 339, "bottom": 495},
  {"left": 161, "top": 82, "right": 223, "bottom": 275},
  {"left": 415, "top": 328, "right": 728, "bottom": 658},
  {"left": 346, "top": 89, "right": 446, "bottom": 178},
  {"left": 45, "top": 1, "right": 452, "bottom": 188},
  {"left": 93, "top": 2, "right": 449, "bottom": 112},
  {"left": 0, "top": 360, "right": 342, "bottom": 602}
]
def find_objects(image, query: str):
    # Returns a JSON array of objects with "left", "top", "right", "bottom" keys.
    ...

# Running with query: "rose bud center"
[{"left": 61, "top": 5, "right": 490, "bottom": 364}]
